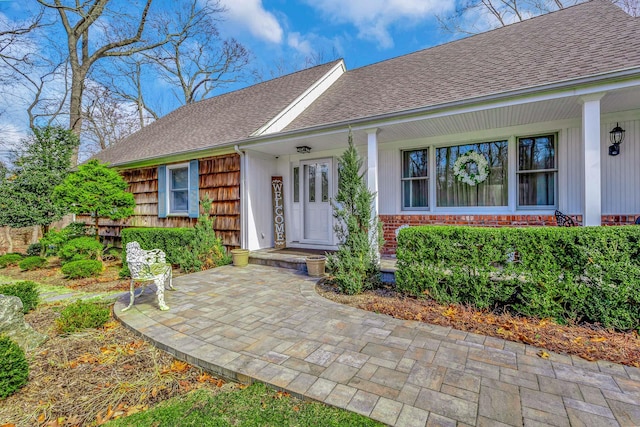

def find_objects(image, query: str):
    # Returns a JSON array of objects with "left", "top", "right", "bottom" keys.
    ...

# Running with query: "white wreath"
[{"left": 453, "top": 151, "right": 489, "bottom": 186}]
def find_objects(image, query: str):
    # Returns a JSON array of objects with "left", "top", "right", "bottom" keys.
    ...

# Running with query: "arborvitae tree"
[
  {"left": 53, "top": 160, "right": 135, "bottom": 240},
  {"left": 328, "top": 129, "right": 383, "bottom": 295}
]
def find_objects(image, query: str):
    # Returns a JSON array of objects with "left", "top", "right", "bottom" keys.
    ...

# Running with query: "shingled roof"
[
  {"left": 92, "top": 60, "right": 342, "bottom": 166},
  {"left": 285, "top": 0, "right": 640, "bottom": 132}
]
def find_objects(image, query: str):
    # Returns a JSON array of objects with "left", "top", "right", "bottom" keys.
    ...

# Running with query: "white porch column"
[
  {"left": 366, "top": 128, "right": 380, "bottom": 261},
  {"left": 581, "top": 94, "right": 604, "bottom": 226}
]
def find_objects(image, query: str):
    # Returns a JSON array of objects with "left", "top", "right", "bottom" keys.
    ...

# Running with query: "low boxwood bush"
[
  {"left": 0, "top": 336, "right": 29, "bottom": 399},
  {"left": 0, "top": 253, "right": 23, "bottom": 268},
  {"left": 61, "top": 259, "right": 103, "bottom": 279},
  {"left": 18, "top": 256, "right": 47, "bottom": 271},
  {"left": 120, "top": 227, "right": 195, "bottom": 276},
  {"left": 396, "top": 225, "right": 640, "bottom": 331},
  {"left": 0, "top": 281, "right": 39, "bottom": 313},
  {"left": 59, "top": 237, "right": 103, "bottom": 263},
  {"left": 56, "top": 300, "right": 110, "bottom": 334}
]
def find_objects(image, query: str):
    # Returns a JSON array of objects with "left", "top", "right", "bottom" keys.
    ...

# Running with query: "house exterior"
[{"left": 93, "top": 0, "right": 640, "bottom": 255}]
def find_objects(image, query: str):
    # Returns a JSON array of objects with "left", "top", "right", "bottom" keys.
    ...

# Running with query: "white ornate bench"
[{"left": 123, "top": 241, "right": 174, "bottom": 311}]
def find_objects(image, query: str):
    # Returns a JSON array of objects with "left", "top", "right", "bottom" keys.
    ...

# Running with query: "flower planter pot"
[
  {"left": 305, "top": 255, "right": 326, "bottom": 277},
  {"left": 230, "top": 249, "right": 249, "bottom": 267}
]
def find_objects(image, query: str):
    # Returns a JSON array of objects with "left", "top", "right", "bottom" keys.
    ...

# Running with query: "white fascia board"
[{"left": 251, "top": 60, "right": 346, "bottom": 136}]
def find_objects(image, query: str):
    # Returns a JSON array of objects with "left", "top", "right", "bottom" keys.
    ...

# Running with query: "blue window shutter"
[
  {"left": 188, "top": 159, "right": 199, "bottom": 218},
  {"left": 158, "top": 165, "right": 167, "bottom": 218}
]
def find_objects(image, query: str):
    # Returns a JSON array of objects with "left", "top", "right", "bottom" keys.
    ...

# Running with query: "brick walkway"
[{"left": 114, "top": 265, "right": 640, "bottom": 426}]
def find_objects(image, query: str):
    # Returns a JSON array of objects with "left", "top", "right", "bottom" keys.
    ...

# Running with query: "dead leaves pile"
[
  {"left": 317, "top": 282, "right": 640, "bottom": 367},
  {"left": 0, "top": 306, "right": 233, "bottom": 427}
]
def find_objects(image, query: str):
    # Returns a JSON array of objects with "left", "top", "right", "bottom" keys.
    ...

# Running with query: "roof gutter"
[{"left": 234, "top": 145, "right": 248, "bottom": 249}]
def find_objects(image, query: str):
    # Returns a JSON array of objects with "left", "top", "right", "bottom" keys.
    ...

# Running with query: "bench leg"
[
  {"left": 122, "top": 279, "right": 136, "bottom": 312},
  {"left": 156, "top": 278, "right": 169, "bottom": 311}
]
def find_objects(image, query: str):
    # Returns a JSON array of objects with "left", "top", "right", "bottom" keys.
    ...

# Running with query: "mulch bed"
[
  {"left": 0, "top": 305, "right": 235, "bottom": 427},
  {"left": 317, "top": 281, "right": 640, "bottom": 368}
]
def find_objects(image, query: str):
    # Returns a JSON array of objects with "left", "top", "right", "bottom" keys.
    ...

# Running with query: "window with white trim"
[
  {"left": 168, "top": 164, "right": 189, "bottom": 214},
  {"left": 517, "top": 135, "right": 557, "bottom": 208},
  {"left": 402, "top": 148, "right": 429, "bottom": 209}
]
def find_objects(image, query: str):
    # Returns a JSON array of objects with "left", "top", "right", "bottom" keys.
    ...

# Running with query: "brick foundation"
[{"left": 380, "top": 213, "right": 638, "bottom": 255}]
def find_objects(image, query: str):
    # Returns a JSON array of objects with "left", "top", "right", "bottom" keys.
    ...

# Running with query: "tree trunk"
[
  {"left": 69, "top": 67, "right": 87, "bottom": 166},
  {"left": 2, "top": 227, "right": 13, "bottom": 254},
  {"left": 31, "top": 225, "right": 39, "bottom": 245}
]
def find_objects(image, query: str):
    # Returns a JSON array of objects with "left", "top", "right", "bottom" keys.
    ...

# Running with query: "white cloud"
[
  {"left": 303, "top": 0, "right": 454, "bottom": 48},
  {"left": 287, "top": 32, "right": 315, "bottom": 57},
  {"left": 219, "top": 0, "right": 284, "bottom": 44}
]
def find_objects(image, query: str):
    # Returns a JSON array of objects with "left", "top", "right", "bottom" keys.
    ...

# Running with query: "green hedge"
[
  {"left": 396, "top": 226, "right": 640, "bottom": 331},
  {"left": 120, "top": 227, "right": 195, "bottom": 276}
]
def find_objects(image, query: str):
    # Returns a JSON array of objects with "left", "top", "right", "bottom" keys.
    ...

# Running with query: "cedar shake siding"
[{"left": 79, "top": 153, "right": 240, "bottom": 250}]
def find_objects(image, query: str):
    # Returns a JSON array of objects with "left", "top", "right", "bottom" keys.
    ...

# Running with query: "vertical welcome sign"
[{"left": 271, "top": 176, "right": 286, "bottom": 249}]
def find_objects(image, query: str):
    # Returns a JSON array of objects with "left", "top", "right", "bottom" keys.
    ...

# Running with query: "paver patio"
[{"left": 114, "top": 264, "right": 640, "bottom": 426}]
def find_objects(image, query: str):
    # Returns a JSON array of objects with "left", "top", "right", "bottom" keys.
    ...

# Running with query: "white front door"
[{"left": 301, "top": 159, "right": 332, "bottom": 244}]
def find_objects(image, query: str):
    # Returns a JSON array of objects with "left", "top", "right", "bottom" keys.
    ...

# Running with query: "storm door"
[{"left": 300, "top": 159, "right": 332, "bottom": 244}]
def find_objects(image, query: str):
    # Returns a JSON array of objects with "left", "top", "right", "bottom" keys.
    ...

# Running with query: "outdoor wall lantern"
[
  {"left": 296, "top": 146, "right": 311, "bottom": 154},
  {"left": 608, "top": 122, "right": 625, "bottom": 156}
]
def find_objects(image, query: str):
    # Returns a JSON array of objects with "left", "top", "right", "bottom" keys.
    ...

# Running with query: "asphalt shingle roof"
[
  {"left": 285, "top": 0, "right": 640, "bottom": 131},
  {"left": 95, "top": 0, "right": 640, "bottom": 167},
  {"left": 92, "top": 60, "right": 342, "bottom": 165}
]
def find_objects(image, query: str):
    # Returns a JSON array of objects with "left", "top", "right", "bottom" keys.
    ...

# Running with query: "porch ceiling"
[{"left": 243, "top": 85, "right": 640, "bottom": 156}]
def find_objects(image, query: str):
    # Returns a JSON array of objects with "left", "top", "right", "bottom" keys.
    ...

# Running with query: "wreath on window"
[{"left": 453, "top": 151, "right": 489, "bottom": 186}]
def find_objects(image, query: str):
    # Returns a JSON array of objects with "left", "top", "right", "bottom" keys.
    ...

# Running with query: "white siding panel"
[
  {"left": 246, "top": 152, "right": 278, "bottom": 250},
  {"left": 378, "top": 148, "right": 400, "bottom": 214},
  {"left": 562, "top": 127, "right": 584, "bottom": 214},
  {"left": 602, "top": 119, "right": 640, "bottom": 214}
]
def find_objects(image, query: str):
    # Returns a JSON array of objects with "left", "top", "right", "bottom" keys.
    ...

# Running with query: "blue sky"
[{"left": 0, "top": 0, "right": 468, "bottom": 153}]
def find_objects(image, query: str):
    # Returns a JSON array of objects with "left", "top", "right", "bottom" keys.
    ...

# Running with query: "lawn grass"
[{"left": 105, "top": 382, "right": 382, "bottom": 427}]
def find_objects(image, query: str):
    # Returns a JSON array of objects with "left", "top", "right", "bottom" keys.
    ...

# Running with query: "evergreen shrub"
[
  {"left": 175, "top": 197, "right": 230, "bottom": 273},
  {"left": 56, "top": 300, "right": 110, "bottom": 334},
  {"left": 396, "top": 225, "right": 640, "bottom": 330},
  {"left": 120, "top": 227, "right": 195, "bottom": 276},
  {"left": 60, "top": 260, "right": 103, "bottom": 279},
  {"left": 0, "top": 254, "right": 23, "bottom": 268},
  {"left": 40, "top": 222, "right": 90, "bottom": 256},
  {"left": 0, "top": 281, "right": 39, "bottom": 313},
  {"left": 26, "top": 243, "right": 42, "bottom": 257},
  {"left": 18, "top": 256, "right": 47, "bottom": 271},
  {"left": 59, "top": 237, "right": 103, "bottom": 263},
  {"left": 0, "top": 336, "right": 29, "bottom": 399},
  {"left": 327, "top": 130, "right": 383, "bottom": 294}
]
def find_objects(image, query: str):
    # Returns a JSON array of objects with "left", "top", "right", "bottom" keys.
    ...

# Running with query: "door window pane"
[
  {"left": 308, "top": 165, "right": 315, "bottom": 203},
  {"left": 436, "top": 141, "right": 508, "bottom": 207},
  {"left": 321, "top": 163, "right": 329, "bottom": 202}
]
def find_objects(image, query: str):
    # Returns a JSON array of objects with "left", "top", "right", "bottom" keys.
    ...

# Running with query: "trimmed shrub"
[
  {"left": 0, "top": 336, "right": 29, "bottom": 399},
  {"left": 18, "top": 256, "right": 47, "bottom": 271},
  {"left": 56, "top": 300, "right": 110, "bottom": 334},
  {"left": 26, "top": 243, "right": 42, "bottom": 257},
  {"left": 40, "top": 222, "right": 89, "bottom": 256},
  {"left": 61, "top": 260, "right": 103, "bottom": 279},
  {"left": 121, "top": 227, "right": 195, "bottom": 276},
  {"left": 0, "top": 281, "right": 39, "bottom": 313},
  {"left": 0, "top": 254, "right": 23, "bottom": 268},
  {"left": 396, "top": 225, "right": 640, "bottom": 330},
  {"left": 59, "top": 237, "right": 103, "bottom": 263}
]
